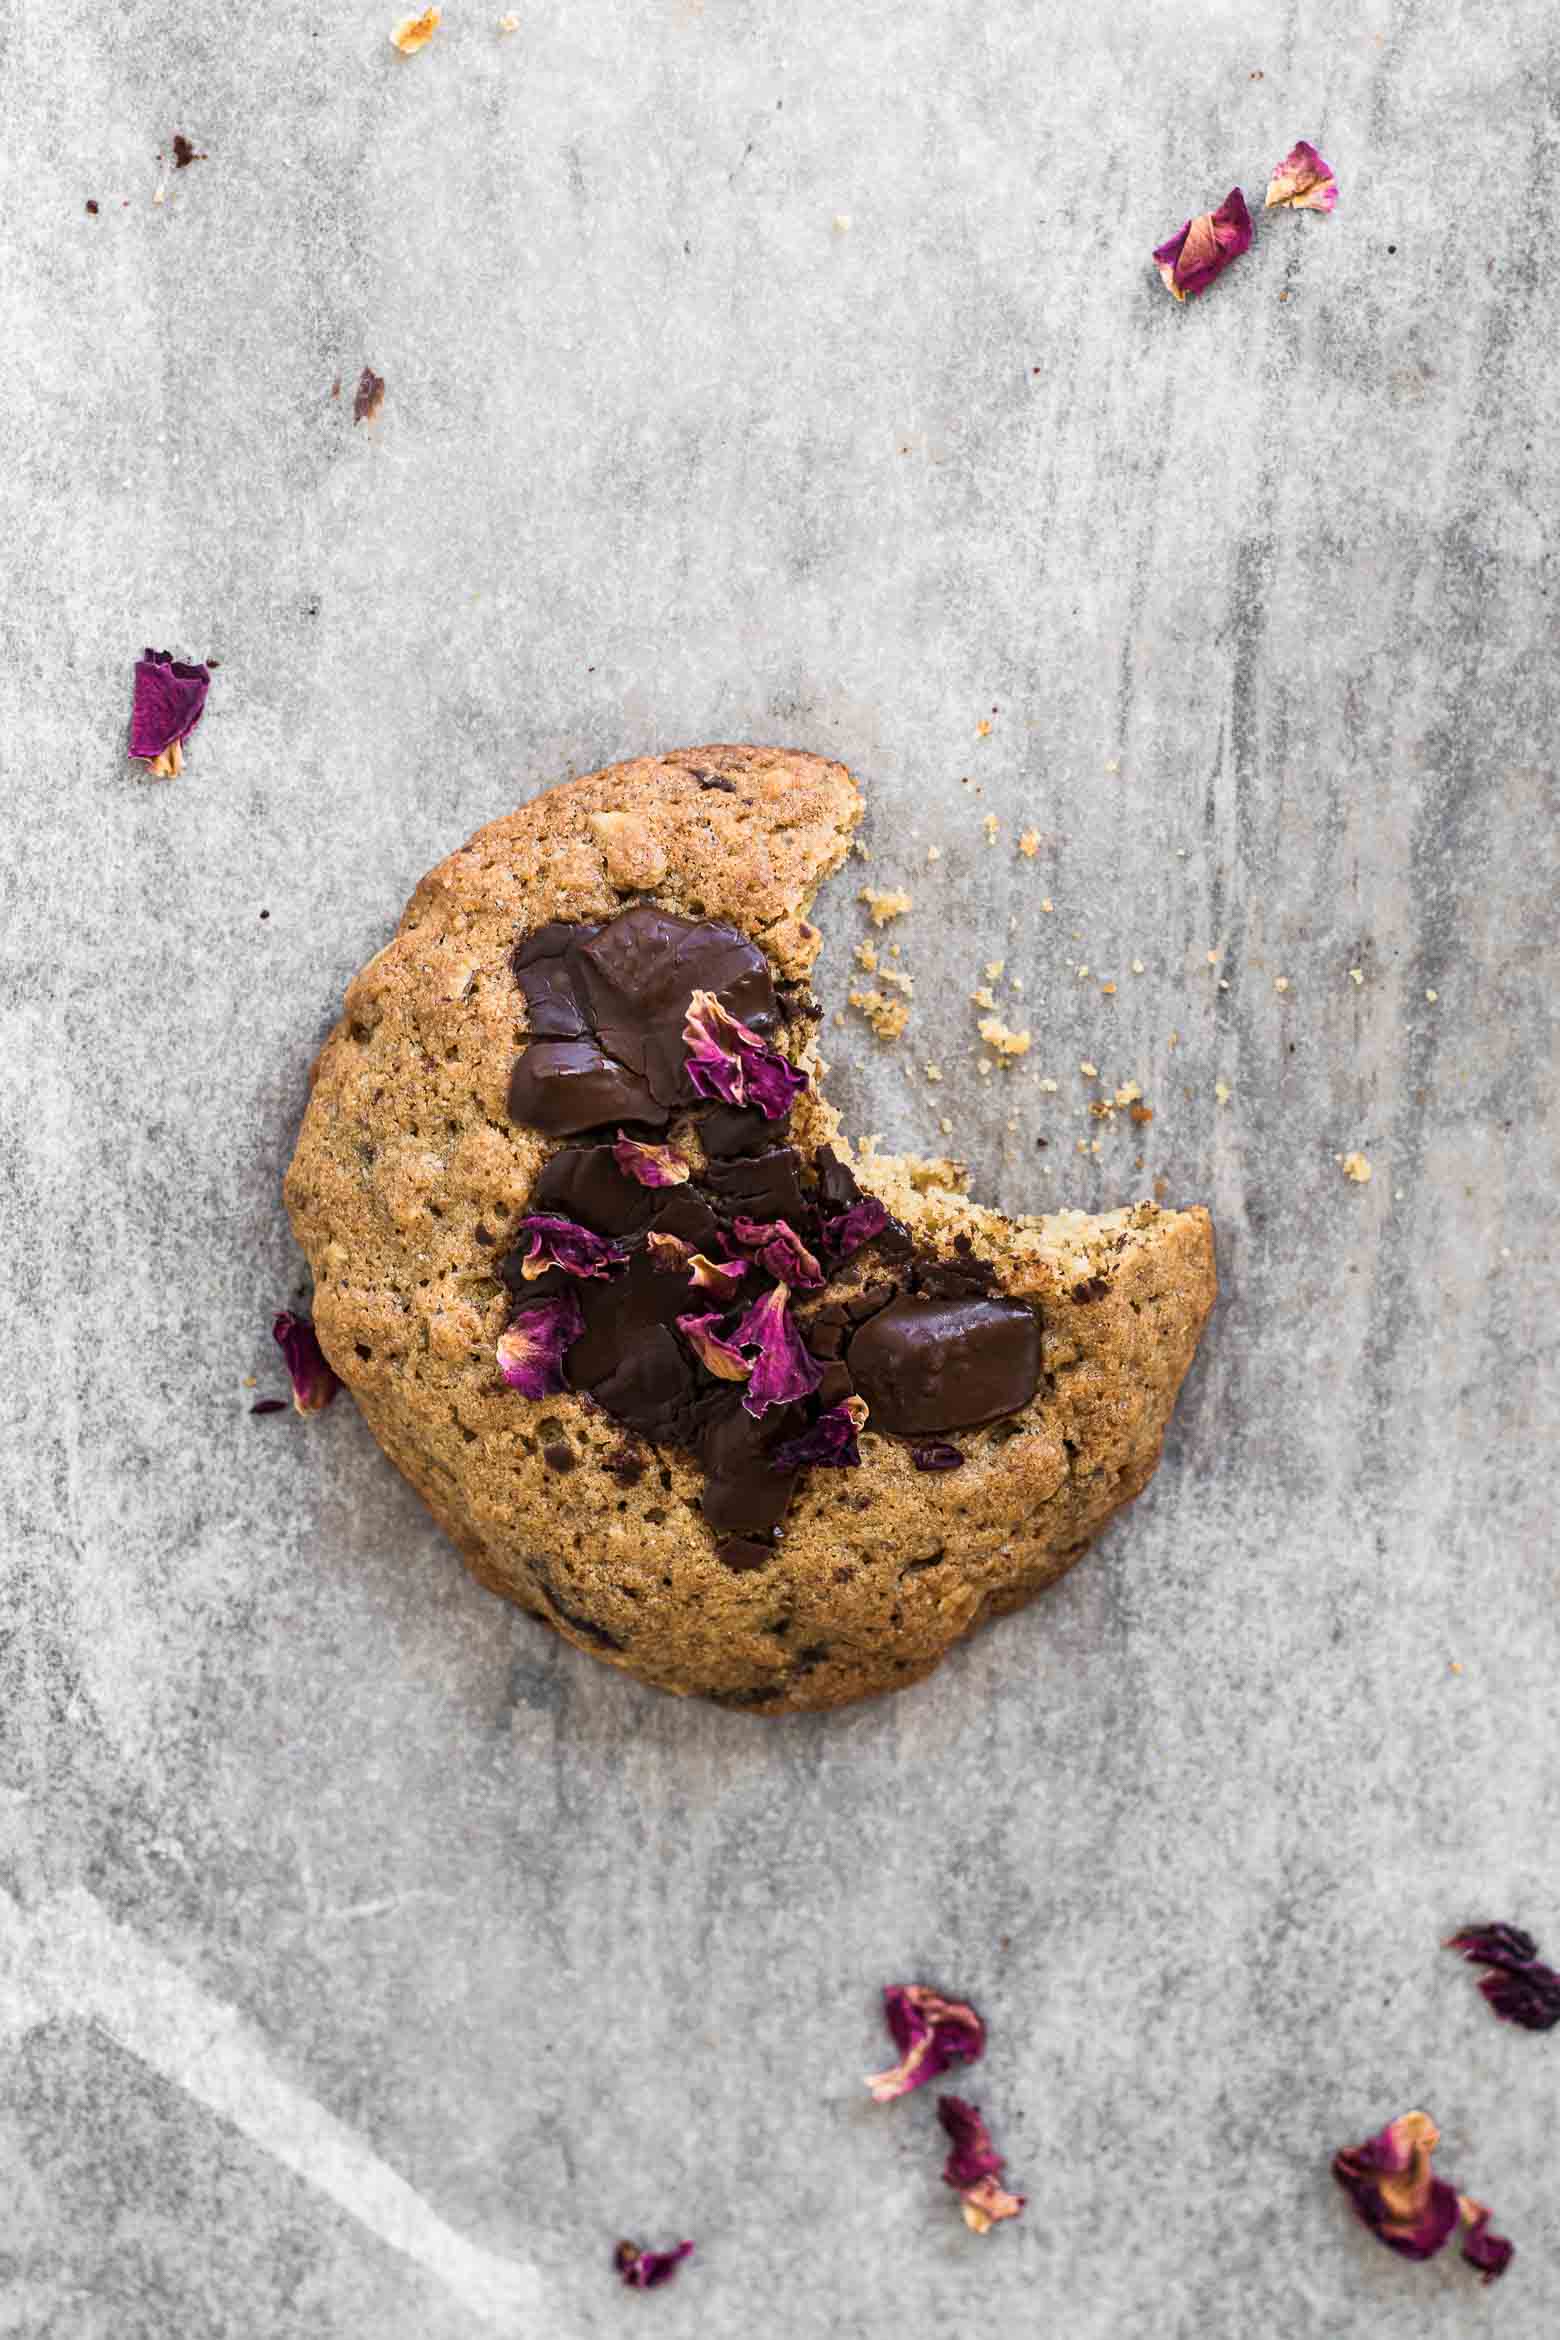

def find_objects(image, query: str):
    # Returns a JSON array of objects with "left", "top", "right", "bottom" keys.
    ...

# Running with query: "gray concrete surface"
[{"left": 3, "top": 1, "right": 1558, "bottom": 2332}]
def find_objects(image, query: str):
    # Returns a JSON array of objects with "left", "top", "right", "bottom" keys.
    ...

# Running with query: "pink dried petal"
[
  {"left": 865, "top": 1984, "right": 986, "bottom": 2102},
  {"left": 937, "top": 2097, "right": 1026, "bottom": 2234},
  {"left": 1332, "top": 2111, "right": 1461, "bottom": 2262},
  {"left": 271, "top": 1312, "right": 338, "bottom": 1415},
  {"left": 676, "top": 1311, "right": 752, "bottom": 1382},
  {"left": 1265, "top": 139, "right": 1339, "bottom": 213},
  {"left": 687, "top": 1252, "right": 749, "bottom": 1301},
  {"left": 731, "top": 1214, "right": 824, "bottom": 1289},
  {"left": 353, "top": 367, "right": 386, "bottom": 422},
  {"left": 513, "top": 1214, "right": 628, "bottom": 1281},
  {"left": 1446, "top": 1922, "right": 1540, "bottom": 1971},
  {"left": 771, "top": 1397, "right": 867, "bottom": 1471},
  {"left": 614, "top": 2239, "right": 693, "bottom": 2291},
  {"left": 497, "top": 1290, "right": 585, "bottom": 1398},
  {"left": 612, "top": 1134, "right": 690, "bottom": 1189},
  {"left": 730, "top": 1282, "right": 822, "bottom": 1418},
  {"left": 683, "top": 988, "right": 807, "bottom": 1120},
  {"left": 1459, "top": 2200, "right": 1515, "bottom": 2284},
  {"left": 129, "top": 648, "right": 210, "bottom": 768},
  {"left": 1445, "top": 1922, "right": 1560, "bottom": 2027},
  {"left": 1153, "top": 187, "right": 1252, "bottom": 301},
  {"left": 823, "top": 1195, "right": 889, "bottom": 1259}
]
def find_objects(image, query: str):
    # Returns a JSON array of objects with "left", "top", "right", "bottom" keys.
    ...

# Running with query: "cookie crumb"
[
  {"left": 860, "top": 886, "right": 912, "bottom": 926},
  {"left": 1349, "top": 966, "right": 1364, "bottom": 986},
  {"left": 970, "top": 985, "right": 996, "bottom": 1011},
  {"left": 849, "top": 989, "right": 910, "bottom": 1041},
  {"left": 978, "top": 1060, "right": 993, "bottom": 1077},
  {"left": 855, "top": 940, "right": 878, "bottom": 973},
  {"left": 1101, "top": 981, "right": 1117, "bottom": 996},
  {"left": 1018, "top": 829, "right": 1040, "bottom": 857},
  {"left": 1114, "top": 1082, "right": 1141, "bottom": 1105},
  {"left": 354, "top": 367, "right": 386, "bottom": 424},
  {"left": 1040, "top": 897, "right": 1053, "bottom": 913},
  {"left": 977, "top": 719, "right": 992, "bottom": 739},
  {"left": 1425, "top": 987, "right": 1438, "bottom": 1002},
  {"left": 978, "top": 1016, "right": 1031, "bottom": 1058},
  {"left": 1038, "top": 1077, "right": 1058, "bottom": 1093},
  {"left": 926, "top": 845, "right": 941, "bottom": 862},
  {"left": 1079, "top": 1061, "right": 1098, "bottom": 1079},
  {"left": 1131, "top": 958, "right": 1145, "bottom": 974},
  {"left": 1274, "top": 976, "right": 1290, "bottom": 993},
  {"left": 1342, "top": 1151, "right": 1372, "bottom": 1183},
  {"left": 1214, "top": 1080, "right": 1231, "bottom": 1103},
  {"left": 391, "top": 7, "right": 440, "bottom": 50},
  {"left": 939, "top": 1116, "right": 953, "bottom": 1134},
  {"left": 982, "top": 814, "right": 999, "bottom": 844},
  {"left": 985, "top": 959, "right": 1005, "bottom": 981},
  {"left": 1129, "top": 1102, "right": 1154, "bottom": 1126},
  {"left": 498, "top": 10, "right": 521, "bottom": 27}
]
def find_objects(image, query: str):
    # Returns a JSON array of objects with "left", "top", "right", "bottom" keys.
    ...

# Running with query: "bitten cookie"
[{"left": 284, "top": 746, "right": 1215, "bottom": 1712}]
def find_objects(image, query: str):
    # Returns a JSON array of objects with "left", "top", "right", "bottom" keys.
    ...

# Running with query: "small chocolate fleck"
[
  {"left": 250, "top": 1397, "right": 288, "bottom": 1415},
  {"left": 542, "top": 1441, "right": 576, "bottom": 1473},
  {"left": 601, "top": 1445, "right": 645, "bottom": 1487},
  {"left": 474, "top": 1225, "right": 494, "bottom": 1247},
  {"left": 85, "top": 198, "right": 99, "bottom": 215},
  {"left": 698, "top": 774, "right": 737, "bottom": 792},
  {"left": 912, "top": 1442, "right": 965, "bottom": 1471},
  {"left": 716, "top": 1536, "right": 773, "bottom": 1572},
  {"left": 172, "top": 133, "right": 206, "bottom": 168},
  {"left": 1071, "top": 1277, "right": 1109, "bottom": 1304}
]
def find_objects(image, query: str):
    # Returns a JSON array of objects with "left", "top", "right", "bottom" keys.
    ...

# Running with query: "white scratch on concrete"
[{"left": 0, "top": 1884, "right": 542, "bottom": 2331}]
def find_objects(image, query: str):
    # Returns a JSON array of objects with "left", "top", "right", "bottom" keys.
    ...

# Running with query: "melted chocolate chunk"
[
  {"left": 508, "top": 1039, "right": 666, "bottom": 1136},
  {"left": 702, "top": 1146, "right": 806, "bottom": 1224},
  {"left": 813, "top": 1145, "right": 861, "bottom": 1214},
  {"left": 563, "top": 1192, "right": 724, "bottom": 1441},
  {"left": 509, "top": 905, "right": 783, "bottom": 1137},
  {"left": 700, "top": 1102, "right": 789, "bottom": 1158},
  {"left": 698, "top": 1399, "right": 803, "bottom": 1534},
  {"left": 532, "top": 1144, "right": 661, "bottom": 1236},
  {"left": 803, "top": 1303, "right": 849, "bottom": 1360},
  {"left": 847, "top": 1293, "right": 1040, "bottom": 1436},
  {"left": 817, "top": 1361, "right": 855, "bottom": 1408}
]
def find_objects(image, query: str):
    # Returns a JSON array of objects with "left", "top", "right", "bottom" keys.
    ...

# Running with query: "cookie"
[{"left": 284, "top": 746, "right": 1215, "bottom": 1712}]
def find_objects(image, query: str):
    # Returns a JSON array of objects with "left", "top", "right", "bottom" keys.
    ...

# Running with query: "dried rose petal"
[
  {"left": 687, "top": 1252, "right": 749, "bottom": 1302},
  {"left": 1265, "top": 139, "right": 1339, "bottom": 214},
  {"left": 353, "top": 367, "right": 385, "bottom": 423},
  {"left": 731, "top": 1214, "right": 824, "bottom": 1289},
  {"left": 250, "top": 1397, "right": 288, "bottom": 1416},
  {"left": 271, "top": 1312, "right": 339, "bottom": 1415},
  {"left": 823, "top": 1195, "right": 889, "bottom": 1259},
  {"left": 513, "top": 1214, "right": 628, "bottom": 1282},
  {"left": 1459, "top": 2201, "right": 1515, "bottom": 2284},
  {"left": 129, "top": 648, "right": 210, "bottom": 775},
  {"left": 937, "top": 2096, "right": 1026, "bottom": 2234},
  {"left": 772, "top": 1396, "right": 868, "bottom": 1471},
  {"left": 912, "top": 1441, "right": 965, "bottom": 1472},
  {"left": 730, "top": 1283, "right": 822, "bottom": 1418},
  {"left": 676, "top": 1311, "right": 752, "bottom": 1383},
  {"left": 683, "top": 989, "right": 807, "bottom": 1120},
  {"left": 866, "top": 1984, "right": 986, "bottom": 2102},
  {"left": 1332, "top": 2111, "right": 1462, "bottom": 2263},
  {"left": 1445, "top": 1921, "right": 1560, "bottom": 2028},
  {"left": 1445, "top": 1921, "right": 1541, "bottom": 1973},
  {"left": 614, "top": 2238, "right": 694, "bottom": 2291},
  {"left": 497, "top": 1290, "right": 585, "bottom": 1398},
  {"left": 613, "top": 1135, "right": 690, "bottom": 1189},
  {"left": 1153, "top": 187, "right": 1252, "bottom": 302}
]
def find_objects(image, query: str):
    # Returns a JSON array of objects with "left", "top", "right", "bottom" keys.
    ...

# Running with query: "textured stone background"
[{"left": 4, "top": 1, "right": 1558, "bottom": 2333}]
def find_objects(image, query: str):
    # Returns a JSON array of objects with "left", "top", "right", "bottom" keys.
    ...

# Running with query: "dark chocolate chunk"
[
  {"left": 562, "top": 1194, "right": 725, "bottom": 1442},
  {"left": 697, "top": 774, "right": 738, "bottom": 793},
  {"left": 532, "top": 1144, "right": 660, "bottom": 1237},
  {"left": 803, "top": 1303, "right": 850, "bottom": 1360},
  {"left": 250, "top": 1397, "right": 288, "bottom": 1415},
  {"left": 817, "top": 1361, "right": 855, "bottom": 1408},
  {"left": 716, "top": 1537, "right": 773, "bottom": 1571},
  {"left": 846, "top": 1283, "right": 897, "bottom": 1322},
  {"left": 542, "top": 1441, "right": 576, "bottom": 1472},
  {"left": 912, "top": 1441, "right": 966, "bottom": 1471},
  {"left": 507, "top": 1040, "right": 666, "bottom": 1136},
  {"left": 698, "top": 1399, "right": 803, "bottom": 1535},
  {"left": 511, "top": 920, "right": 598, "bottom": 1035},
  {"left": 573, "top": 905, "right": 779, "bottom": 1106},
  {"left": 702, "top": 1146, "right": 806, "bottom": 1224},
  {"left": 847, "top": 1293, "right": 1040, "bottom": 1436},
  {"left": 700, "top": 1102, "right": 789, "bottom": 1158},
  {"left": 813, "top": 1145, "right": 862, "bottom": 1215}
]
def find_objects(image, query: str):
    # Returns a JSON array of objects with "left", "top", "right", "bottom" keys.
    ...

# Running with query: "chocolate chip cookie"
[{"left": 284, "top": 746, "right": 1215, "bottom": 1712}]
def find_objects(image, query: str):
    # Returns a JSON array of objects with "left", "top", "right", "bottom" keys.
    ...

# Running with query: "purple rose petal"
[
  {"left": 1332, "top": 2112, "right": 1463, "bottom": 2264},
  {"left": 683, "top": 988, "right": 807, "bottom": 1120},
  {"left": 1445, "top": 1922, "right": 1541, "bottom": 1973},
  {"left": 822, "top": 1195, "right": 889, "bottom": 1260},
  {"left": 1460, "top": 2202, "right": 1515, "bottom": 2284},
  {"left": 1445, "top": 1922, "right": 1560, "bottom": 2028},
  {"left": 866, "top": 1984, "right": 986, "bottom": 2102},
  {"left": 614, "top": 2238, "right": 694, "bottom": 2291},
  {"left": 513, "top": 1214, "right": 629, "bottom": 1281},
  {"left": 129, "top": 647, "right": 211, "bottom": 774},
  {"left": 731, "top": 1214, "right": 824, "bottom": 1289},
  {"left": 612, "top": 1134, "right": 690, "bottom": 1189},
  {"left": 675, "top": 1311, "right": 753, "bottom": 1383},
  {"left": 1265, "top": 138, "right": 1339, "bottom": 214},
  {"left": 771, "top": 1398, "right": 867, "bottom": 1471},
  {"left": 497, "top": 1290, "right": 585, "bottom": 1398},
  {"left": 1153, "top": 186, "right": 1252, "bottom": 301},
  {"left": 730, "top": 1283, "right": 822, "bottom": 1418},
  {"left": 687, "top": 1252, "right": 749, "bottom": 1302},
  {"left": 271, "top": 1311, "right": 338, "bottom": 1415},
  {"left": 937, "top": 2096, "right": 1026, "bottom": 2234}
]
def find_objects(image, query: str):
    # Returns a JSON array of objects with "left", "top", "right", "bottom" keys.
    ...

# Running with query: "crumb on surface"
[
  {"left": 970, "top": 984, "right": 996, "bottom": 1010},
  {"left": 926, "top": 845, "right": 941, "bottom": 862},
  {"left": 981, "top": 813, "right": 999, "bottom": 844},
  {"left": 1018, "top": 829, "right": 1040, "bottom": 857},
  {"left": 1342, "top": 1151, "right": 1373, "bottom": 1183},
  {"left": 391, "top": 7, "right": 441, "bottom": 51},
  {"left": 855, "top": 940, "right": 877, "bottom": 972},
  {"left": 985, "top": 959, "right": 1005, "bottom": 980},
  {"left": 849, "top": 988, "right": 910, "bottom": 1041},
  {"left": 1274, "top": 976, "right": 1290, "bottom": 993},
  {"left": 1349, "top": 966, "right": 1364, "bottom": 986},
  {"left": 1131, "top": 958, "right": 1145, "bottom": 974},
  {"left": 925, "top": 1063, "right": 943, "bottom": 1081},
  {"left": 977, "top": 719, "right": 992, "bottom": 738},
  {"left": 1129, "top": 1102, "right": 1154, "bottom": 1125},
  {"left": 1215, "top": 1080, "right": 1231, "bottom": 1103},
  {"left": 1079, "top": 1061, "right": 1098, "bottom": 1079},
  {"left": 1114, "top": 1081, "right": 1141, "bottom": 1105},
  {"left": 978, "top": 1016, "right": 1031, "bottom": 1058},
  {"left": 498, "top": 10, "right": 521, "bottom": 27},
  {"left": 860, "top": 886, "right": 912, "bottom": 926},
  {"left": 1101, "top": 981, "right": 1117, "bottom": 996},
  {"left": 1040, "top": 897, "right": 1053, "bottom": 913},
  {"left": 1205, "top": 949, "right": 1220, "bottom": 966},
  {"left": 1038, "top": 1077, "right": 1058, "bottom": 1093},
  {"left": 1425, "top": 987, "right": 1439, "bottom": 1002}
]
